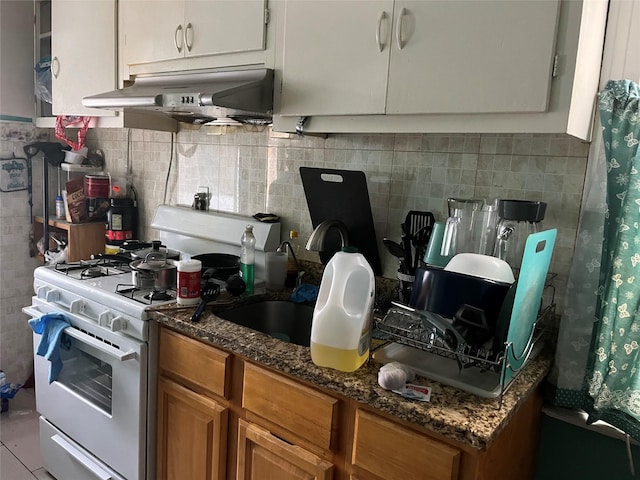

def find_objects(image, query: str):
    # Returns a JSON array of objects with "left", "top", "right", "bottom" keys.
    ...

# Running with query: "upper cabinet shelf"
[
  {"left": 272, "top": 0, "right": 608, "bottom": 140},
  {"left": 33, "top": 0, "right": 177, "bottom": 131},
  {"left": 120, "top": 0, "right": 272, "bottom": 78},
  {"left": 278, "top": 0, "right": 560, "bottom": 117}
]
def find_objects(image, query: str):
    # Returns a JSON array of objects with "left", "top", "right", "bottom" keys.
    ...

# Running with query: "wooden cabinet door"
[
  {"left": 352, "top": 409, "right": 460, "bottom": 480},
  {"left": 184, "top": 0, "right": 266, "bottom": 58},
  {"left": 386, "top": 0, "right": 560, "bottom": 114},
  {"left": 237, "top": 419, "right": 333, "bottom": 480},
  {"left": 51, "top": 0, "right": 117, "bottom": 116},
  {"left": 157, "top": 377, "right": 228, "bottom": 480},
  {"left": 120, "top": 0, "right": 186, "bottom": 66},
  {"left": 279, "top": 0, "right": 392, "bottom": 116}
]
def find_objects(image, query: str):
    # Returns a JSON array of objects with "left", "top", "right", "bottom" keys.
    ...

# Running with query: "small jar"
[
  {"left": 176, "top": 259, "right": 202, "bottom": 306},
  {"left": 55, "top": 195, "right": 65, "bottom": 219}
]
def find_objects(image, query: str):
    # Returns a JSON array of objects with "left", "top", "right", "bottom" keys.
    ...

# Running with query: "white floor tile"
[
  {"left": 0, "top": 445, "right": 36, "bottom": 480},
  {"left": 0, "top": 388, "right": 43, "bottom": 472}
]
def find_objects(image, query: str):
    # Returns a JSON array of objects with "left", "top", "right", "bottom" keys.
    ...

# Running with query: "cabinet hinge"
[
  {"left": 265, "top": 8, "right": 270, "bottom": 25},
  {"left": 552, "top": 54, "right": 559, "bottom": 78}
]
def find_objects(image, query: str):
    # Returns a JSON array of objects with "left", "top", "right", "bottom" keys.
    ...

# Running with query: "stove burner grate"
[
  {"left": 144, "top": 290, "right": 172, "bottom": 302},
  {"left": 116, "top": 284, "right": 176, "bottom": 305}
]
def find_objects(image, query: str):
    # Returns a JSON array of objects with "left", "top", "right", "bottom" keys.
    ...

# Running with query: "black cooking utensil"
[
  {"left": 400, "top": 225, "right": 413, "bottom": 274},
  {"left": 412, "top": 225, "right": 434, "bottom": 272},
  {"left": 190, "top": 282, "right": 220, "bottom": 322},
  {"left": 383, "top": 237, "right": 405, "bottom": 258},
  {"left": 405, "top": 211, "right": 436, "bottom": 239},
  {"left": 404, "top": 211, "right": 436, "bottom": 272},
  {"left": 225, "top": 275, "right": 246, "bottom": 296}
]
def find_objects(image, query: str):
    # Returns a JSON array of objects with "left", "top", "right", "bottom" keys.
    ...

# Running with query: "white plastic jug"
[{"left": 310, "top": 248, "right": 375, "bottom": 372}]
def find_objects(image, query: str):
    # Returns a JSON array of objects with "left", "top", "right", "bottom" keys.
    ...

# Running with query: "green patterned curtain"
[
  {"left": 553, "top": 80, "right": 640, "bottom": 439},
  {"left": 582, "top": 80, "right": 640, "bottom": 437}
]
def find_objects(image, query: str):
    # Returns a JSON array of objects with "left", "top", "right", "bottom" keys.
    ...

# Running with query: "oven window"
[{"left": 58, "top": 345, "right": 113, "bottom": 415}]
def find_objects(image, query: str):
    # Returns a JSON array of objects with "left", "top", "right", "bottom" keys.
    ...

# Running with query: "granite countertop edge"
[{"left": 149, "top": 303, "right": 551, "bottom": 450}]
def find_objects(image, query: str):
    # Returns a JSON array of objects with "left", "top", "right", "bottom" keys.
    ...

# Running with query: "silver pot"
[{"left": 130, "top": 252, "right": 178, "bottom": 290}]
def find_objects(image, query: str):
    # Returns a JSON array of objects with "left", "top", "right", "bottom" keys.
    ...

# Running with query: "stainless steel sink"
[{"left": 217, "top": 301, "right": 314, "bottom": 347}]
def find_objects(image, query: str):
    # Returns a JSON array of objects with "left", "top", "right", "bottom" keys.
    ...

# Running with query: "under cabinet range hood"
[{"left": 82, "top": 68, "right": 274, "bottom": 126}]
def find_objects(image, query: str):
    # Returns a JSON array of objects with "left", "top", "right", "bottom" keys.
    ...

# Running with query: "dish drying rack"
[{"left": 373, "top": 273, "right": 556, "bottom": 406}]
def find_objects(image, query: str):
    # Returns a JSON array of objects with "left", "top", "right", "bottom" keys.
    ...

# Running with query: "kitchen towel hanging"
[
  {"left": 28, "top": 313, "right": 72, "bottom": 383},
  {"left": 55, "top": 115, "right": 91, "bottom": 151}
]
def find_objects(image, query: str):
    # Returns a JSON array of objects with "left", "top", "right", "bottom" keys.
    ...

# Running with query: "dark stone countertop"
[{"left": 148, "top": 293, "right": 551, "bottom": 450}]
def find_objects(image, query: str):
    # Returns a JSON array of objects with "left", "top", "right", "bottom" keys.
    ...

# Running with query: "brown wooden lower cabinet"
[
  {"left": 156, "top": 377, "right": 228, "bottom": 480},
  {"left": 351, "top": 409, "right": 460, "bottom": 480},
  {"left": 237, "top": 419, "right": 334, "bottom": 480},
  {"left": 156, "top": 326, "right": 543, "bottom": 480}
]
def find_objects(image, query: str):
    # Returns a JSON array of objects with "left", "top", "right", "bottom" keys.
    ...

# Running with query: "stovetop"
[{"left": 53, "top": 256, "right": 133, "bottom": 280}]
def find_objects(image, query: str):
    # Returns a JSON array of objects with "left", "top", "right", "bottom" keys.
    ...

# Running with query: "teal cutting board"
[{"left": 501, "top": 228, "right": 556, "bottom": 385}]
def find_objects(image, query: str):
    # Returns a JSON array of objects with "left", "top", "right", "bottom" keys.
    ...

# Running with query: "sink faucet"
[
  {"left": 305, "top": 219, "right": 350, "bottom": 252},
  {"left": 277, "top": 241, "right": 305, "bottom": 286}
]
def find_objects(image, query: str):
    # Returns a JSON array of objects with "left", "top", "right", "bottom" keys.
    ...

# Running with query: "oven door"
[{"left": 24, "top": 299, "right": 147, "bottom": 480}]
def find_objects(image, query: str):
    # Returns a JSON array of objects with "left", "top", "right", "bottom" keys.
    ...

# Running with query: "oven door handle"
[
  {"left": 51, "top": 434, "right": 115, "bottom": 480},
  {"left": 24, "top": 306, "right": 136, "bottom": 362},
  {"left": 63, "top": 327, "right": 137, "bottom": 362}
]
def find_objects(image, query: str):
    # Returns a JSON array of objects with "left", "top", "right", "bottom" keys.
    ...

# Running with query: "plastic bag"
[
  {"left": 55, "top": 116, "right": 91, "bottom": 151},
  {"left": 34, "top": 57, "right": 52, "bottom": 104}
]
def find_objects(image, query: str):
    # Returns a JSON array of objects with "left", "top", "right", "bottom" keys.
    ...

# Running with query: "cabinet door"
[
  {"left": 156, "top": 377, "right": 228, "bottom": 480},
  {"left": 352, "top": 409, "right": 460, "bottom": 480},
  {"left": 237, "top": 419, "right": 333, "bottom": 480},
  {"left": 120, "top": 0, "right": 186, "bottom": 66},
  {"left": 51, "top": 0, "right": 117, "bottom": 116},
  {"left": 184, "top": 0, "right": 266, "bottom": 58},
  {"left": 386, "top": 0, "right": 560, "bottom": 114},
  {"left": 279, "top": 0, "right": 392, "bottom": 116}
]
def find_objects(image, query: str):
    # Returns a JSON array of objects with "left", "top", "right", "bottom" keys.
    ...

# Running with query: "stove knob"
[
  {"left": 97, "top": 311, "right": 111, "bottom": 327},
  {"left": 110, "top": 316, "right": 127, "bottom": 332}
]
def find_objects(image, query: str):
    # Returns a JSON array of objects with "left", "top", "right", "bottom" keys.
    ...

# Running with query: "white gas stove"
[{"left": 25, "top": 206, "right": 280, "bottom": 480}]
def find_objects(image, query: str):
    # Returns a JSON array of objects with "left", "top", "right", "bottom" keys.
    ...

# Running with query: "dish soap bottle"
[
  {"left": 310, "top": 247, "right": 375, "bottom": 372},
  {"left": 285, "top": 230, "right": 300, "bottom": 287},
  {"left": 240, "top": 225, "right": 256, "bottom": 294}
]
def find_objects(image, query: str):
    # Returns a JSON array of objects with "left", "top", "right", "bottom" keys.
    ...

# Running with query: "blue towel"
[
  {"left": 28, "top": 313, "right": 71, "bottom": 383},
  {"left": 291, "top": 283, "right": 319, "bottom": 304}
]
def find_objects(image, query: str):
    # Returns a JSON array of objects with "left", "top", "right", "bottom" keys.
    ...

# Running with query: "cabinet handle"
[
  {"left": 376, "top": 11, "right": 387, "bottom": 52},
  {"left": 174, "top": 24, "right": 184, "bottom": 53},
  {"left": 185, "top": 22, "right": 193, "bottom": 52},
  {"left": 52, "top": 56, "right": 60, "bottom": 79},
  {"left": 395, "top": 7, "right": 406, "bottom": 50}
]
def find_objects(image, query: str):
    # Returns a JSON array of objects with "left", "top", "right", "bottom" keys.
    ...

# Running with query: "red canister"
[
  {"left": 177, "top": 259, "right": 202, "bottom": 306},
  {"left": 84, "top": 175, "right": 110, "bottom": 198}
]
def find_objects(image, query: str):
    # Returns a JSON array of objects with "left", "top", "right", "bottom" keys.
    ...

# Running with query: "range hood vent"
[{"left": 82, "top": 68, "right": 273, "bottom": 126}]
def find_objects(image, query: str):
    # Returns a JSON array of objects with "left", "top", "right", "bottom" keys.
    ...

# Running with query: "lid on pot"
[
  {"left": 132, "top": 253, "right": 177, "bottom": 271},
  {"left": 127, "top": 240, "right": 180, "bottom": 260}
]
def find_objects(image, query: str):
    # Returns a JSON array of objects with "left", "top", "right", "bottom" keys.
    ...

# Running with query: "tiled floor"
[{"left": 0, "top": 388, "right": 54, "bottom": 480}]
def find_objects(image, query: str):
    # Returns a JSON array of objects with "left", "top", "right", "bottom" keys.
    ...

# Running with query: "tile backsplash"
[
  {"left": 86, "top": 127, "right": 589, "bottom": 311},
  {"left": 0, "top": 123, "right": 589, "bottom": 384}
]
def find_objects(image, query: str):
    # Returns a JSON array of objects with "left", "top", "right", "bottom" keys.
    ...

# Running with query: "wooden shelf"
[{"left": 34, "top": 216, "right": 106, "bottom": 262}]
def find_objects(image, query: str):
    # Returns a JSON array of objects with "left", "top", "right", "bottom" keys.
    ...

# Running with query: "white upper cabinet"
[
  {"left": 279, "top": 0, "right": 392, "bottom": 116},
  {"left": 121, "top": 0, "right": 268, "bottom": 75},
  {"left": 51, "top": 0, "right": 117, "bottom": 117},
  {"left": 385, "top": 0, "right": 559, "bottom": 115},
  {"left": 274, "top": 0, "right": 608, "bottom": 140},
  {"left": 34, "top": 0, "right": 176, "bottom": 131},
  {"left": 280, "top": 0, "right": 559, "bottom": 117}
]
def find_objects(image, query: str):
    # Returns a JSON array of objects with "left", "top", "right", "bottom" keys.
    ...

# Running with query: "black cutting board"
[{"left": 300, "top": 167, "right": 382, "bottom": 275}]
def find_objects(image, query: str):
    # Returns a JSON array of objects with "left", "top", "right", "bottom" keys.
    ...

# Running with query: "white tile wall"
[{"left": 0, "top": 123, "right": 48, "bottom": 384}]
